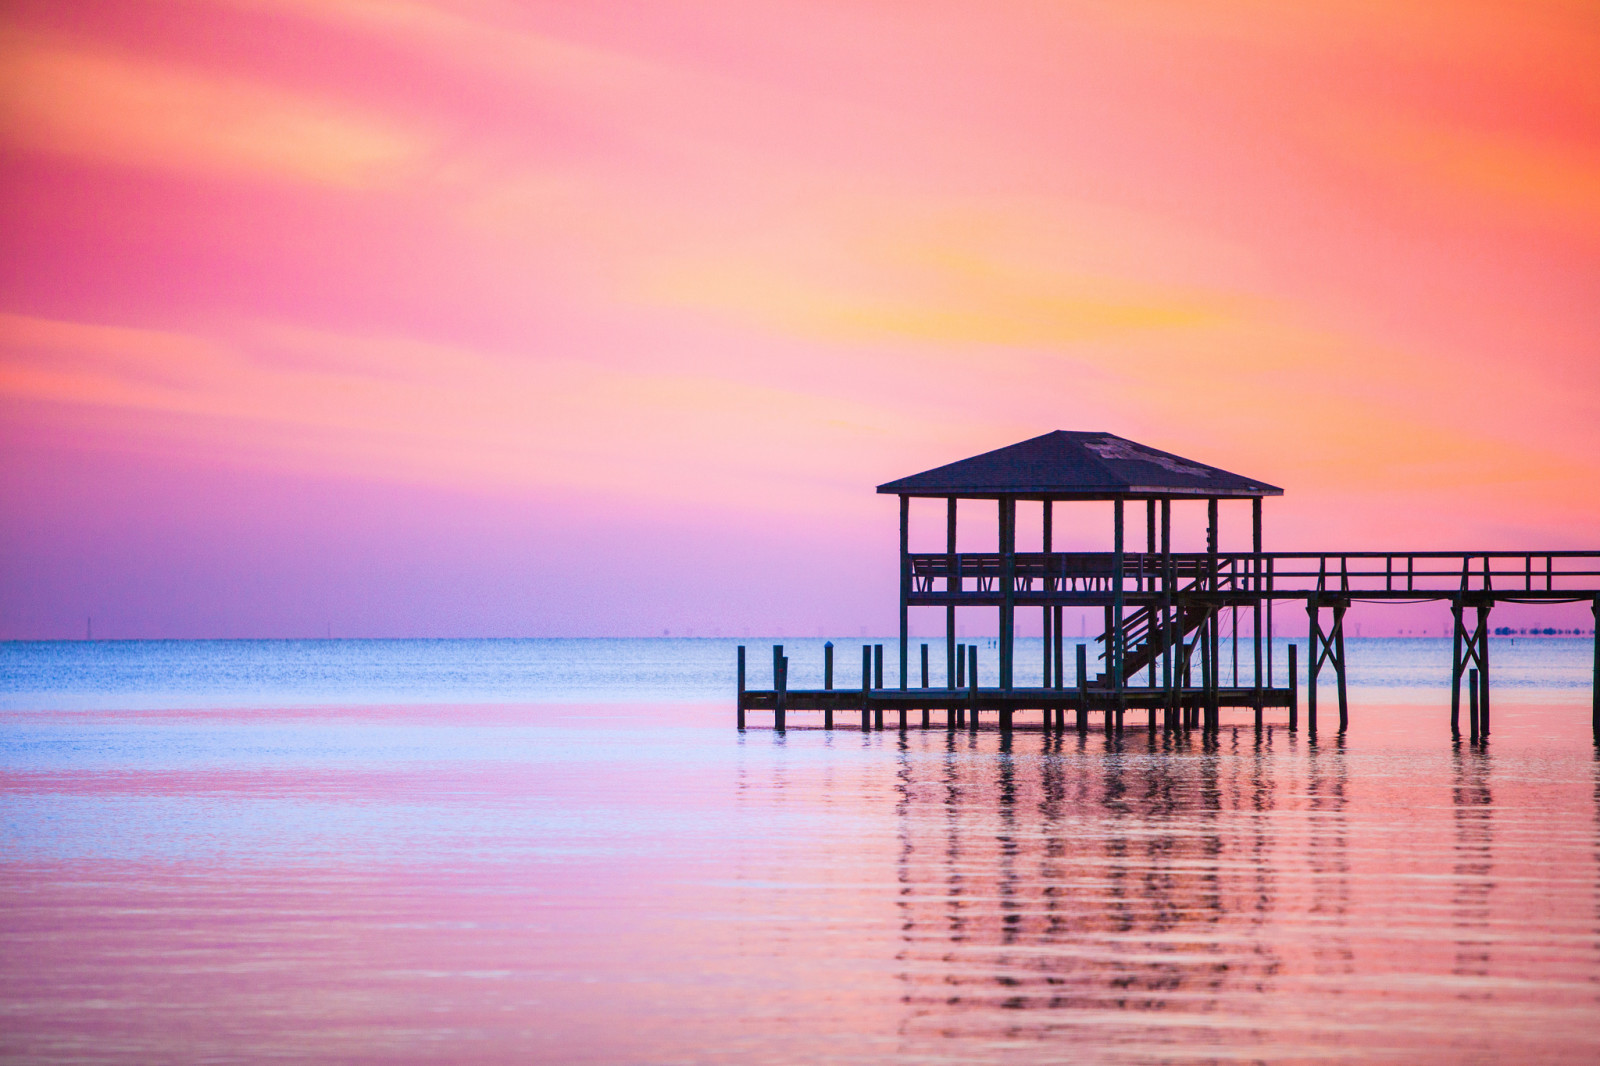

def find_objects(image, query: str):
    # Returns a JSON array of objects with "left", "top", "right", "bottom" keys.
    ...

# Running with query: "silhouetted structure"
[{"left": 738, "top": 431, "right": 1600, "bottom": 739}]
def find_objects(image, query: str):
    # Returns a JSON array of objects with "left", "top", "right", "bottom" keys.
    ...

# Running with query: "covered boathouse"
[
  {"left": 737, "top": 431, "right": 1600, "bottom": 738},
  {"left": 879, "top": 430, "right": 1283, "bottom": 732}
]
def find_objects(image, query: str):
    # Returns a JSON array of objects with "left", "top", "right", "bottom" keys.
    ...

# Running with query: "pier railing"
[{"left": 908, "top": 550, "right": 1600, "bottom": 601}]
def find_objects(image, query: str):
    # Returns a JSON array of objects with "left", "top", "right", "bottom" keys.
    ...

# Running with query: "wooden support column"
[
  {"left": 736, "top": 645, "right": 746, "bottom": 730},
  {"left": 1112, "top": 498, "right": 1125, "bottom": 703},
  {"left": 920, "top": 643, "right": 930, "bottom": 728},
  {"left": 874, "top": 644, "right": 884, "bottom": 729},
  {"left": 1476, "top": 603, "right": 1490, "bottom": 737},
  {"left": 1252, "top": 498, "right": 1263, "bottom": 706},
  {"left": 1076, "top": 642, "right": 1088, "bottom": 732},
  {"left": 1451, "top": 599, "right": 1465, "bottom": 734},
  {"left": 1288, "top": 643, "right": 1298, "bottom": 730},
  {"left": 861, "top": 644, "right": 872, "bottom": 732},
  {"left": 773, "top": 645, "right": 786, "bottom": 732},
  {"left": 1592, "top": 595, "right": 1600, "bottom": 740},
  {"left": 1333, "top": 604, "right": 1349, "bottom": 733},
  {"left": 1307, "top": 600, "right": 1320, "bottom": 736},
  {"left": 969, "top": 645, "right": 979, "bottom": 733},
  {"left": 946, "top": 497, "right": 957, "bottom": 691},
  {"left": 1206, "top": 498, "right": 1219, "bottom": 731},
  {"left": 1146, "top": 499, "right": 1158, "bottom": 700},
  {"left": 1000, "top": 496, "right": 1016, "bottom": 691},
  {"left": 1162, "top": 499, "right": 1175, "bottom": 730},
  {"left": 1042, "top": 500, "right": 1053, "bottom": 688},
  {"left": 824, "top": 641, "right": 834, "bottom": 730},
  {"left": 899, "top": 495, "right": 910, "bottom": 691}
]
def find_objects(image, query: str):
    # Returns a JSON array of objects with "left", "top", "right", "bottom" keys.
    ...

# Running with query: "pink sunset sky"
[{"left": 1, "top": 0, "right": 1597, "bottom": 639}]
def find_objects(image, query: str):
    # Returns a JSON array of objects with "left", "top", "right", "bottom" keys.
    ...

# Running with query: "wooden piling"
[
  {"left": 1469, "top": 666, "right": 1479, "bottom": 741},
  {"left": 1288, "top": 643, "right": 1298, "bottom": 730},
  {"left": 921, "top": 643, "right": 930, "bottom": 728},
  {"left": 873, "top": 644, "right": 884, "bottom": 729},
  {"left": 774, "top": 650, "right": 787, "bottom": 732},
  {"left": 737, "top": 645, "right": 746, "bottom": 730},
  {"left": 968, "top": 645, "right": 979, "bottom": 732},
  {"left": 1477, "top": 604, "right": 1490, "bottom": 738},
  {"left": 1593, "top": 595, "right": 1599, "bottom": 739},
  {"left": 861, "top": 645, "right": 871, "bottom": 732},
  {"left": 824, "top": 641, "right": 834, "bottom": 729},
  {"left": 1076, "top": 643, "right": 1088, "bottom": 732}
]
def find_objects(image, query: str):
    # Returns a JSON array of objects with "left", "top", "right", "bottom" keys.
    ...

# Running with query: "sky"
[{"left": 2, "top": 0, "right": 1597, "bottom": 639}]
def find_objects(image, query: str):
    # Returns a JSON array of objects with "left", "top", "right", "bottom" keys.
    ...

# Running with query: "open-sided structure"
[{"left": 737, "top": 431, "right": 1600, "bottom": 738}]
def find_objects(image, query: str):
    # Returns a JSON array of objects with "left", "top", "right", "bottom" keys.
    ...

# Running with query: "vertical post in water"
[
  {"left": 1450, "top": 599, "right": 1465, "bottom": 733},
  {"left": 1288, "top": 642, "right": 1298, "bottom": 730},
  {"left": 824, "top": 641, "right": 834, "bottom": 730},
  {"left": 775, "top": 653, "right": 787, "bottom": 732},
  {"left": 1477, "top": 604, "right": 1491, "bottom": 738},
  {"left": 1162, "top": 499, "right": 1175, "bottom": 730},
  {"left": 954, "top": 644, "right": 965, "bottom": 727},
  {"left": 1043, "top": 499, "right": 1053, "bottom": 689},
  {"left": 1592, "top": 595, "right": 1600, "bottom": 741},
  {"left": 969, "top": 645, "right": 979, "bottom": 732},
  {"left": 1253, "top": 498, "right": 1263, "bottom": 707},
  {"left": 1207, "top": 498, "right": 1219, "bottom": 731},
  {"left": 1054, "top": 607, "right": 1064, "bottom": 689},
  {"left": 1334, "top": 605, "right": 1349, "bottom": 734},
  {"left": 737, "top": 645, "right": 746, "bottom": 730},
  {"left": 1469, "top": 666, "right": 1480, "bottom": 741},
  {"left": 1076, "top": 642, "right": 1089, "bottom": 732},
  {"left": 899, "top": 494, "right": 910, "bottom": 692},
  {"left": 861, "top": 645, "right": 872, "bottom": 732},
  {"left": 874, "top": 648, "right": 885, "bottom": 729},
  {"left": 1000, "top": 497, "right": 1016, "bottom": 691},
  {"left": 946, "top": 497, "right": 958, "bottom": 699},
  {"left": 1112, "top": 498, "right": 1125, "bottom": 704},
  {"left": 1306, "top": 601, "right": 1320, "bottom": 736},
  {"left": 920, "top": 644, "right": 930, "bottom": 727}
]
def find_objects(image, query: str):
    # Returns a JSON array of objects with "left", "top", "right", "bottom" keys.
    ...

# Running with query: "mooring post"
[
  {"left": 1076, "top": 642, "right": 1088, "bottom": 732},
  {"left": 1288, "top": 642, "right": 1298, "bottom": 730},
  {"left": 873, "top": 645, "right": 884, "bottom": 729},
  {"left": 1334, "top": 605, "right": 1349, "bottom": 734},
  {"left": 1477, "top": 603, "right": 1491, "bottom": 738},
  {"left": 1306, "top": 601, "right": 1319, "bottom": 736},
  {"left": 899, "top": 494, "right": 910, "bottom": 692},
  {"left": 921, "top": 643, "right": 930, "bottom": 728},
  {"left": 1592, "top": 595, "right": 1600, "bottom": 740},
  {"left": 954, "top": 642, "right": 965, "bottom": 727},
  {"left": 946, "top": 497, "right": 958, "bottom": 699},
  {"left": 861, "top": 644, "right": 871, "bottom": 732},
  {"left": 969, "top": 644, "right": 979, "bottom": 732},
  {"left": 1469, "top": 666, "right": 1479, "bottom": 741},
  {"left": 737, "top": 645, "right": 746, "bottom": 730},
  {"left": 775, "top": 652, "right": 788, "bottom": 732},
  {"left": 824, "top": 641, "right": 834, "bottom": 729},
  {"left": 1112, "top": 498, "right": 1125, "bottom": 706},
  {"left": 1450, "top": 599, "right": 1465, "bottom": 733}
]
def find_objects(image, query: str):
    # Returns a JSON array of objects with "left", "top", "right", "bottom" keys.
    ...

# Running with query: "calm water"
[{"left": 3, "top": 638, "right": 1598, "bottom": 1063}]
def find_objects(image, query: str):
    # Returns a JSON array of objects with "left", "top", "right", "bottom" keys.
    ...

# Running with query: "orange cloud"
[{"left": 0, "top": 28, "right": 427, "bottom": 186}]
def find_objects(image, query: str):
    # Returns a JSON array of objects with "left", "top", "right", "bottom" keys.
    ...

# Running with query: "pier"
[{"left": 736, "top": 431, "right": 1600, "bottom": 738}]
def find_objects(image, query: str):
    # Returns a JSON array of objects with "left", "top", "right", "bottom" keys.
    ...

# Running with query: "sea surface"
[{"left": 2, "top": 637, "right": 1598, "bottom": 1064}]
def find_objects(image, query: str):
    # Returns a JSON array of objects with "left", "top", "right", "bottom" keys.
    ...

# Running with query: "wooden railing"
[{"left": 908, "top": 551, "right": 1600, "bottom": 597}]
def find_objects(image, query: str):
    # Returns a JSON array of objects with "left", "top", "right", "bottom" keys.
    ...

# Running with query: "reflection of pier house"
[{"left": 737, "top": 431, "right": 1600, "bottom": 736}]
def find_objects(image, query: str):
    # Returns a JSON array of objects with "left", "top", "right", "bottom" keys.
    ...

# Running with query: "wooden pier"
[{"left": 736, "top": 432, "right": 1600, "bottom": 738}]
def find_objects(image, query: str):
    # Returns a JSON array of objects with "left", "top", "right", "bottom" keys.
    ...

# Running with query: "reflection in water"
[
  {"left": 1451, "top": 741, "right": 1494, "bottom": 992},
  {"left": 5, "top": 701, "right": 1600, "bottom": 1064},
  {"left": 882, "top": 724, "right": 1597, "bottom": 1062}
]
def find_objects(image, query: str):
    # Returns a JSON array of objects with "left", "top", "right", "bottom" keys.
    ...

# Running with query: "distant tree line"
[{"left": 1492, "top": 627, "right": 1595, "bottom": 636}]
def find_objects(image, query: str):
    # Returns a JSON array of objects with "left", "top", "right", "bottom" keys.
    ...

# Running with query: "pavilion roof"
[{"left": 876, "top": 431, "right": 1282, "bottom": 499}]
